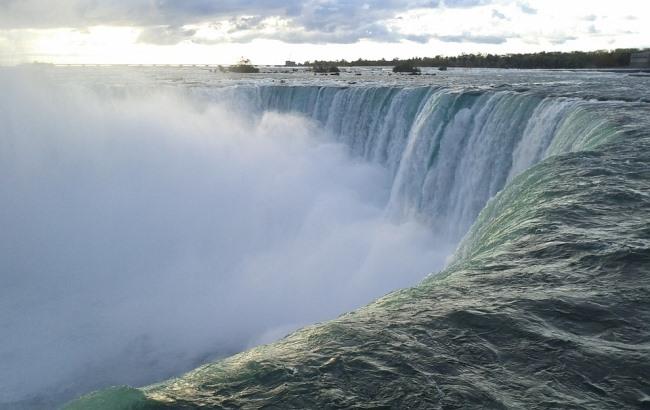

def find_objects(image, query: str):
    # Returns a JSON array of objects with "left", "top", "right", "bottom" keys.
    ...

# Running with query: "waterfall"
[
  {"left": 58, "top": 77, "right": 647, "bottom": 410},
  {"left": 1, "top": 72, "right": 627, "bottom": 408},
  {"left": 206, "top": 85, "right": 619, "bottom": 241}
]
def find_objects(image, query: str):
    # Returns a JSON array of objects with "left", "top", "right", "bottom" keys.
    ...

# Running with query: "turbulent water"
[{"left": 0, "top": 66, "right": 648, "bottom": 409}]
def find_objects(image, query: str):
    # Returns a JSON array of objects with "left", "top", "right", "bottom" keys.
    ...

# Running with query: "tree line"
[{"left": 302, "top": 49, "right": 642, "bottom": 69}]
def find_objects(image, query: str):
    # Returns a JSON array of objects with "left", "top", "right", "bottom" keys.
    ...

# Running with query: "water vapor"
[{"left": 0, "top": 70, "right": 446, "bottom": 405}]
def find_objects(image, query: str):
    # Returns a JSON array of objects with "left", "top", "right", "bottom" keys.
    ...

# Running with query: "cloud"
[
  {"left": 436, "top": 32, "right": 508, "bottom": 44},
  {"left": 492, "top": 9, "right": 508, "bottom": 20},
  {"left": 227, "top": 15, "right": 267, "bottom": 33},
  {"left": 0, "top": 0, "right": 496, "bottom": 44},
  {"left": 518, "top": 2, "right": 537, "bottom": 14},
  {"left": 138, "top": 26, "right": 197, "bottom": 45},
  {"left": 547, "top": 34, "right": 577, "bottom": 45}
]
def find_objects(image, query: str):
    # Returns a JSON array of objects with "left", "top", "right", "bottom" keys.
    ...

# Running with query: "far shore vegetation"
[
  {"left": 392, "top": 62, "right": 421, "bottom": 74},
  {"left": 300, "top": 49, "right": 643, "bottom": 70},
  {"left": 311, "top": 62, "right": 341, "bottom": 74}
]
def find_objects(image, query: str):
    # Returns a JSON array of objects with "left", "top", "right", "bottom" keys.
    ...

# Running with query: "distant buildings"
[
  {"left": 630, "top": 50, "right": 650, "bottom": 68},
  {"left": 285, "top": 60, "right": 297, "bottom": 67}
]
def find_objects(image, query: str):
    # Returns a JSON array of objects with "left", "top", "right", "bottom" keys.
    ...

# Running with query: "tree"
[
  {"left": 312, "top": 62, "right": 340, "bottom": 74},
  {"left": 393, "top": 62, "right": 421, "bottom": 74}
]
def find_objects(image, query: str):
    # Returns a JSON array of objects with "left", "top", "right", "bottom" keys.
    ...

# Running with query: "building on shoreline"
[{"left": 630, "top": 50, "right": 650, "bottom": 68}]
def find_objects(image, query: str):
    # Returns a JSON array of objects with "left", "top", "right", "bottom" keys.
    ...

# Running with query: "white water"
[
  {"left": 0, "top": 71, "right": 618, "bottom": 406},
  {"left": 217, "top": 85, "right": 617, "bottom": 240},
  {"left": 0, "top": 73, "right": 447, "bottom": 405}
]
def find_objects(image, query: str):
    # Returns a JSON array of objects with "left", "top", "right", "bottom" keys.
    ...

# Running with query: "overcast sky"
[{"left": 0, "top": 0, "right": 648, "bottom": 64}]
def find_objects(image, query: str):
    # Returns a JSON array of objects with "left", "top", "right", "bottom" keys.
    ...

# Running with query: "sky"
[{"left": 0, "top": 0, "right": 648, "bottom": 65}]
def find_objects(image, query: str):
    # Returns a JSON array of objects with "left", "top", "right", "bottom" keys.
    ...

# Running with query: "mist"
[{"left": 0, "top": 70, "right": 449, "bottom": 406}]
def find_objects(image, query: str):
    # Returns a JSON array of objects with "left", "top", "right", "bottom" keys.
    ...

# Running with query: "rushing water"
[
  {"left": 0, "top": 66, "right": 648, "bottom": 409},
  {"left": 215, "top": 85, "right": 621, "bottom": 241}
]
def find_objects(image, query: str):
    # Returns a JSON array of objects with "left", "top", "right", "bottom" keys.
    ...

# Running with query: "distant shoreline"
[
  {"left": 6, "top": 48, "right": 650, "bottom": 70},
  {"left": 7, "top": 64, "right": 650, "bottom": 74},
  {"left": 301, "top": 49, "right": 648, "bottom": 70}
]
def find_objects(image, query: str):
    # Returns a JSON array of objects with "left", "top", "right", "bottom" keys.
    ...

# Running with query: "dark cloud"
[
  {"left": 0, "top": 0, "right": 490, "bottom": 29},
  {"left": 227, "top": 16, "right": 266, "bottom": 33},
  {"left": 405, "top": 34, "right": 432, "bottom": 44},
  {"left": 0, "top": 0, "right": 497, "bottom": 45},
  {"left": 198, "top": 22, "right": 415, "bottom": 45}
]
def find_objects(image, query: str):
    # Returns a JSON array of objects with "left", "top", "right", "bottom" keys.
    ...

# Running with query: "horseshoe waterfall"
[{"left": 0, "top": 68, "right": 647, "bottom": 410}]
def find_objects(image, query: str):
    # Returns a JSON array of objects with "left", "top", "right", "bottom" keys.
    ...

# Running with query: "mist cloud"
[{"left": 0, "top": 70, "right": 449, "bottom": 406}]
